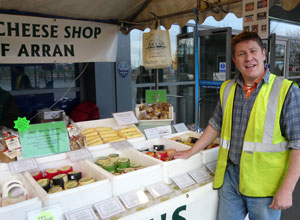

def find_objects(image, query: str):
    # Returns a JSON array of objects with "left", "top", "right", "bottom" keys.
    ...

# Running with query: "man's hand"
[
  {"left": 269, "top": 149, "right": 300, "bottom": 210},
  {"left": 173, "top": 149, "right": 193, "bottom": 159},
  {"left": 269, "top": 187, "right": 293, "bottom": 210}
]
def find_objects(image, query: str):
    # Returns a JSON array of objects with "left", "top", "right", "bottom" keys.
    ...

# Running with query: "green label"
[
  {"left": 20, "top": 121, "right": 70, "bottom": 158},
  {"left": 146, "top": 89, "right": 167, "bottom": 103},
  {"left": 36, "top": 211, "right": 55, "bottom": 220},
  {"left": 14, "top": 117, "right": 30, "bottom": 132}
]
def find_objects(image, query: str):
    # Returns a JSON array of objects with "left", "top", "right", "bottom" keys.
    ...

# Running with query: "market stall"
[{"left": 0, "top": 1, "right": 300, "bottom": 219}]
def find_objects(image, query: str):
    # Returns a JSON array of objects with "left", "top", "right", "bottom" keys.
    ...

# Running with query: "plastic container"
[
  {"left": 131, "top": 138, "right": 203, "bottom": 184},
  {"left": 166, "top": 131, "right": 201, "bottom": 144},
  {"left": 201, "top": 147, "right": 219, "bottom": 164},
  {"left": 0, "top": 163, "right": 42, "bottom": 220},
  {"left": 86, "top": 147, "right": 163, "bottom": 195},
  {"left": 76, "top": 118, "right": 145, "bottom": 150},
  {"left": 135, "top": 104, "right": 174, "bottom": 128},
  {"left": 166, "top": 131, "right": 219, "bottom": 164},
  {"left": 23, "top": 153, "right": 112, "bottom": 213}
]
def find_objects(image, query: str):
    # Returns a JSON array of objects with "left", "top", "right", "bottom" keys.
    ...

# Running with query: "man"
[
  {"left": 174, "top": 32, "right": 300, "bottom": 220},
  {"left": 0, "top": 87, "right": 20, "bottom": 129},
  {"left": 13, "top": 66, "right": 32, "bottom": 89}
]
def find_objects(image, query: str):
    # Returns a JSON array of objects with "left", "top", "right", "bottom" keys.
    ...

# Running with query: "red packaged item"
[
  {"left": 32, "top": 171, "right": 44, "bottom": 181},
  {"left": 156, "top": 151, "right": 168, "bottom": 160},
  {"left": 59, "top": 166, "right": 73, "bottom": 174},
  {"left": 45, "top": 168, "right": 59, "bottom": 180}
]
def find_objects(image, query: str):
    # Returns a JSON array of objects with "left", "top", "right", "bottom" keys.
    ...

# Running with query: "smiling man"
[{"left": 174, "top": 32, "right": 300, "bottom": 220}]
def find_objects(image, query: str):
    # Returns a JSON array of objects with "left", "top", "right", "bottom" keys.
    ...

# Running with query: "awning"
[
  {"left": 279, "top": 0, "right": 300, "bottom": 11},
  {"left": 0, "top": 0, "right": 299, "bottom": 33}
]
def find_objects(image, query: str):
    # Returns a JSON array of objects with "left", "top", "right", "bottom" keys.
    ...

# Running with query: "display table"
[{"left": 117, "top": 182, "right": 218, "bottom": 220}]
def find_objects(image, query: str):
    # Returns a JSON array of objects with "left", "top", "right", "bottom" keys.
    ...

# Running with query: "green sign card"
[
  {"left": 20, "top": 121, "right": 70, "bottom": 158},
  {"left": 145, "top": 89, "right": 167, "bottom": 103}
]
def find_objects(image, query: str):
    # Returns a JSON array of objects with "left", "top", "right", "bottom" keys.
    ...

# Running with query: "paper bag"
[{"left": 142, "top": 25, "right": 172, "bottom": 69}]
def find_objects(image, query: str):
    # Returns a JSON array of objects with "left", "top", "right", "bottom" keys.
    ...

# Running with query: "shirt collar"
[{"left": 234, "top": 68, "right": 270, "bottom": 87}]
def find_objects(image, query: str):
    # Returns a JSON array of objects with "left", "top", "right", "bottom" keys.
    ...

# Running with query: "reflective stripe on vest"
[{"left": 213, "top": 74, "right": 293, "bottom": 196}]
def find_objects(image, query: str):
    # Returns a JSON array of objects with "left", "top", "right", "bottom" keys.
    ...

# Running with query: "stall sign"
[
  {"left": 20, "top": 121, "right": 70, "bottom": 158},
  {"left": 146, "top": 89, "right": 167, "bottom": 103},
  {"left": 0, "top": 14, "right": 119, "bottom": 63},
  {"left": 200, "top": 80, "right": 223, "bottom": 89}
]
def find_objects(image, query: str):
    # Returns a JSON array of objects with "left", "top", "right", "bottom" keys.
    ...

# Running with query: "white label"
[
  {"left": 119, "top": 189, "right": 149, "bottom": 209},
  {"left": 113, "top": 111, "right": 138, "bottom": 126},
  {"left": 5, "top": 136, "right": 21, "bottom": 151},
  {"left": 110, "top": 140, "right": 133, "bottom": 150},
  {"left": 65, "top": 206, "right": 98, "bottom": 220},
  {"left": 67, "top": 148, "right": 92, "bottom": 161},
  {"left": 4, "top": 149, "right": 21, "bottom": 159},
  {"left": 157, "top": 125, "right": 172, "bottom": 137},
  {"left": 9, "top": 158, "right": 38, "bottom": 174},
  {"left": 204, "top": 160, "right": 217, "bottom": 174},
  {"left": 213, "top": 72, "right": 226, "bottom": 81},
  {"left": 146, "top": 182, "right": 173, "bottom": 198},
  {"left": 27, "top": 204, "right": 63, "bottom": 220},
  {"left": 144, "top": 128, "right": 160, "bottom": 140},
  {"left": 94, "top": 197, "right": 126, "bottom": 220},
  {"left": 188, "top": 168, "right": 211, "bottom": 183},
  {"left": 173, "top": 123, "right": 188, "bottom": 133},
  {"left": 171, "top": 173, "right": 196, "bottom": 189}
]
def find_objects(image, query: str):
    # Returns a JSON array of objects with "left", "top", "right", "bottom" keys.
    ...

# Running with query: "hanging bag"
[{"left": 142, "top": 20, "right": 172, "bottom": 69}]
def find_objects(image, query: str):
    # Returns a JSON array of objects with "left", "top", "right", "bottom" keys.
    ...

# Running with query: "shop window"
[
  {"left": 0, "top": 63, "right": 80, "bottom": 120},
  {"left": 288, "top": 39, "right": 300, "bottom": 77}
]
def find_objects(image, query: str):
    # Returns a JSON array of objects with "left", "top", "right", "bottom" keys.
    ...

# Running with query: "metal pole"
[
  {"left": 155, "top": 69, "right": 159, "bottom": 90},
  {"left": 194, "top": 8, "right": 200, "bottom": 131}
]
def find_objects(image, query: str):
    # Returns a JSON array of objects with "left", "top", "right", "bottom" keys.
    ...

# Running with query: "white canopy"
[{"left": 0, "top": 0, "right": 299, "bottom": 33}]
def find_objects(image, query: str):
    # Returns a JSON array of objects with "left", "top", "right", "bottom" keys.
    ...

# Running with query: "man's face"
[{"left": 233, "top": 40, "right": 266, "bottom": 82}]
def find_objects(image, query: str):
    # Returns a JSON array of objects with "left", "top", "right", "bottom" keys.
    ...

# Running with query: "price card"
[
  {"left": 27, "top": 204, "right": 63, "bottom": 220},
  {"left": 20, "top": 121, "right": 70, "bottom": 158},
  {"left": 188, "top": 168, "right": 211, "bottom": 183},
  {"left": 9, "top": 158, "right": 38, "bottom": 174},
  {"left": 113, "top": 111, "right": 138, "bottom": 126},
  {"left": 110, "top": 140, "right": 133, "bottom": 150},
  {"left": 119, "top": 189, "right": 149, "bottom": 209},
  {"left": 144, "top": 127, "right": 160, "bottom": 140},
  {"left": 146, "top": 182, "right": 173, "bottom": 198},
  {"left": 65, "top": 206, "right": 98, "bottom": 220},
  {"left": 157, "top": 125, "right": 172, "bottom": 137},
  {"left": 171, "top": 173, "right": 196, "bottom": 189},
  {"left": 94, "top": 197, "right": 126, "bottom": 220},
  {"left": 173, "top": 123, "right": 188, "bottom": 133},
  {"left": 67, "top": 148, "right": 92, "bottom": 162},
  {"left": 5, "top": 136, "right": 21, "bottom": 150},
  {"left": 204, "top": 160, "right": 217, "bottom": 175}
]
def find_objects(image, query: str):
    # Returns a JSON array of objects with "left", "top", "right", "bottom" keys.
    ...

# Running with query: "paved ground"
[{"left": 281, "top": 179, "right": 300, "bottom": 220}]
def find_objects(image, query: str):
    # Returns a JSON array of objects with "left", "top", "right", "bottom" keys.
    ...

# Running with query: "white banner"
[{"left": 0, "top": 14, "right": 119, "bottom": 63}]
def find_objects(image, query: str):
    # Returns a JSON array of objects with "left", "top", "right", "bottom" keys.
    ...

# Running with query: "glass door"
[
  {"left": 198, "top": 27, "right": 232, "bottom": 128},
  {"left": 274, "top": 39, "right": 288, "bottom": 77}
]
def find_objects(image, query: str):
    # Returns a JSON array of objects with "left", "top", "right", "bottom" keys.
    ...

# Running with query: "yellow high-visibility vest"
[{"left": 213, "top": 74, "right": 293, "bottom": 197}]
